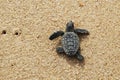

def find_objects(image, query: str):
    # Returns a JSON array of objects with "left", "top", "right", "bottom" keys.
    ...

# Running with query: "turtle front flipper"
[
  {"left": 49, "top": 31, "right": 64, "bottom": 40},
  {"left": 74, "top": 29, "right": 89, "bottom": 35},
  {"left": 76, "top": 51, "right": 84, "bottom": 61},
  {"left": 56, "top": 46, "right": 64, "bottom": 54}
]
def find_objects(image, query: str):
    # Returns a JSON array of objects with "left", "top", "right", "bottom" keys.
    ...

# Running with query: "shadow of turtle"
[{"left": 57, "top": 51, "right": 85, "bottom": 67}]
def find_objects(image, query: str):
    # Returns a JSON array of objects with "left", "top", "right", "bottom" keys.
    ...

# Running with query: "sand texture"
[{"left": 0, "top": 0, "right": 120, "bottom": 80}]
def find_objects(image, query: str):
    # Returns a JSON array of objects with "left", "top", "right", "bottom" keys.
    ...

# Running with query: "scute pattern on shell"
[{"left": 62, "top": 32, "right": 79, "bottom": 56}]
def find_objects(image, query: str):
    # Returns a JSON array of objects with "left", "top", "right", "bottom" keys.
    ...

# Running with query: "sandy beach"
[{"left": 0, "top": 0, "right": 120, "bottom": 80}]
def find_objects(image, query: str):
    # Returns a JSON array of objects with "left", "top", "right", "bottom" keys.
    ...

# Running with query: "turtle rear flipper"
[
  {"left": 76, "top": 51, "right": 84, "bottom": 61},
  {"left": 56, "top": 46, "right": 64, "bottom": 53}
]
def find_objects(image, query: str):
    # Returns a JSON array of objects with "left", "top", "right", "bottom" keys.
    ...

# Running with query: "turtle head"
[{"left": 66, "top": 21, "right": 74, "bottom": 32}]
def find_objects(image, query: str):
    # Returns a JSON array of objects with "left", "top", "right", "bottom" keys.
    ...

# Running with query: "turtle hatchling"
[{"left": 49, "top": 21, "right": 89, "bottom": 61}]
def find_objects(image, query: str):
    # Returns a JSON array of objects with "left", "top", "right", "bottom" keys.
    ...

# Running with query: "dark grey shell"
[{"left": 61, "top": 32, "right": 79, "bottom": 56}]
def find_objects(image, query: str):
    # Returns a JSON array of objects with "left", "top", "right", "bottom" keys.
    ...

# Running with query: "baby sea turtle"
[{"left": 49, "top": 21, "right": 89, "bottom": 61}]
